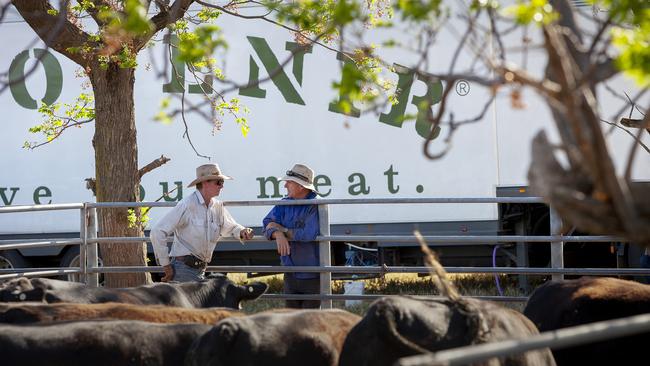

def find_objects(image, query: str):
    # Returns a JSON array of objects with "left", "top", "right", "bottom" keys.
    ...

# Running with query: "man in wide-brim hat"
[
  {"left": 262, "top": 163, "right": 321, "bottom": 309},
  {"left": 151, "top": 163, "right": 254, "bottom": 282}
]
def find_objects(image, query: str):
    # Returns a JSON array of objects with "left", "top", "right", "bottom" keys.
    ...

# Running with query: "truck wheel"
[
  {"left": 59, "top": 247, "right": 104, "bottom": 284},
  {"left": 0, "top": 250, "right": 29, "bottom": 269}
]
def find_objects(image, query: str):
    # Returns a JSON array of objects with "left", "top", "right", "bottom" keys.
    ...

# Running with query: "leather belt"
[{"left": 174, "top": 255, "right": 207, "bottom": 270}]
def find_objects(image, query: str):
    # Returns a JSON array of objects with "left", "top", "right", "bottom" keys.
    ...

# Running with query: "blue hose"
[{"left": 492, "top": 244, "right": 504, "bottom": 296}]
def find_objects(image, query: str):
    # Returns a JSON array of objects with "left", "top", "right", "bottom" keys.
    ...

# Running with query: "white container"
[{"left": 344, "top": 281, "right": 365, "bottom": 307}]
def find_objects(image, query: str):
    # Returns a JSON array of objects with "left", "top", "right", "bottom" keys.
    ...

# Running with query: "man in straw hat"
[
  {"left": 262, "top": 163, "right": 321, "bottom": 308},
  {"left": 151, "top": 163, "right": 254, "bottom": 282}
]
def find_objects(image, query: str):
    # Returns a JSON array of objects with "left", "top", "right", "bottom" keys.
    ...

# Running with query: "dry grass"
[{"left": 228, "top": 273, "right": 545, "bottom": 315}]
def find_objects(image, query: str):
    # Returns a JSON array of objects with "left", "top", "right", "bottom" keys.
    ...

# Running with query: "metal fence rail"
[
  {"left": 397, "top": 313, "right": 650, "bottom": 366},
  {"left": 0, "top": 198, "right": 644, "bottom": 304},
  {"left": 1, "top": 198, "right": 647, "bottom": 363}
]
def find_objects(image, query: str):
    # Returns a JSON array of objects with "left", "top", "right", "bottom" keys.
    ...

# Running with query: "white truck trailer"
[{"left": 1, "top": 3, "right": 648, "bottom": 273}]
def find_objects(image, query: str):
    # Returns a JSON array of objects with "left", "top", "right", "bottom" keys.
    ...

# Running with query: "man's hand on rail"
[
  {"left": 240, "top": 227, "right": 254, "bottom": 240},
  {"left": 161, "top": 264, "right": 174, "bottom": 282},
  {"left": 275, "top": 234, "right": 291, "bottom": 256}
]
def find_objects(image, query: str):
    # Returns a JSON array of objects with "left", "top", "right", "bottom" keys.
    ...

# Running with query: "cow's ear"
[
  {"left": 214, "top": 321, "right": 239, "bottom": 353},
  {"left": 239, "top": 282, "right": 268, "bottom": 300}
]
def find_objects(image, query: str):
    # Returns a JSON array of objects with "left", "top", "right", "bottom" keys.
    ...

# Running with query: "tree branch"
[
  {"left": 135, "top": 0, "right": 195, "bottom": 50},
  {"left": 86, "top": 0, "right": 112, "bottom": 28},
  {"left": 138, "top": 155, "right": 171, "bottom": 179},
  {"left": 12, "top": 0, "right": 94, "bottom": 67}
]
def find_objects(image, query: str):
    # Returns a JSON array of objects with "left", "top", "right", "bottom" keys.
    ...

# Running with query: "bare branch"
[
  {"left": 599, "top": 119, "right": 650, "bottom": 154},
  {"left": 180, "top": 88, "right": 211, "bottom": 159},
  {"left": 194, "top": 0, "right": 342, "bottom": 55},
  {"left": 138, "top": 155, "right": 171, "bottom": 179},
  {"left": 587, "top": 14, "right": 612, "bottom": 56},
  {"left": 423, "top": 75, "right": 455, "bottom": 159}
]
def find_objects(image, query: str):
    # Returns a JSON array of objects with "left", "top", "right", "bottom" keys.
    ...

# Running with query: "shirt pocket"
[
  {"left": 189, "top": 218, "right": 207, "bottom": 240},
  {"left": 209, "top": 220, "right": 221, "bottom": 243}
]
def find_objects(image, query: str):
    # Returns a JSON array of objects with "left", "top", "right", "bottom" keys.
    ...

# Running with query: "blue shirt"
[{"left": 262, "top": 191, "right": 320, "bottom": 279}]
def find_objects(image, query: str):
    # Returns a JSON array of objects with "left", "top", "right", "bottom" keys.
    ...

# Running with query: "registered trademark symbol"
[{"left": 455, "top": 80, "right": 470, "bottom": 96}]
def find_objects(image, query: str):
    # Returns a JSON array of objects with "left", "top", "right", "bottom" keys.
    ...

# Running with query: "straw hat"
[
  {"left": 280, "top": 163, "right": 318, "bottom": 193},
  {"left": 188, "top": 163, "right": 233, "bottom": 187}
]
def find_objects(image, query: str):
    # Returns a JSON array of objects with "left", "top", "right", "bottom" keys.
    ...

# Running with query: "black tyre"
[
  {"left": 0, "top": 250, "right": 30, "bottom": 270},
  {"left": 59, "top": 247, "right": 104, "bottom": 284}
]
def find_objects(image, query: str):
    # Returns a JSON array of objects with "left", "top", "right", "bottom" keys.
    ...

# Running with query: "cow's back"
[
  {"left": 0, "top": 302, "right": 243, "bottom": 324},
  {"left": 185, "top": 308, "right": 361, "bottom": 366},
  {"left": 0, "top": 320, "right": 212, "bottom": 366},
  {"left": 524, "top": 277, "right": 650, "bottom": 365},
  {"left": 339, "top": 296, "right": 555, "bottom": 366}
]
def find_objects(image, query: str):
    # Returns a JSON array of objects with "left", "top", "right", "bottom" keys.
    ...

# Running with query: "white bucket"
[{"left": 344, "top": 281, "right": 364, "bottom": 307}]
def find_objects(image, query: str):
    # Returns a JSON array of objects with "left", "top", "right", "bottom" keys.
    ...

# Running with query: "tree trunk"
[{"left": 90, "top": 63, "right": 151, "bottom": 287}]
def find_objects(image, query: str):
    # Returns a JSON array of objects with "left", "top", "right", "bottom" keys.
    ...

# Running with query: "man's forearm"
[{"left": 150, "top": 229, "right": 171, "bottom": 266}]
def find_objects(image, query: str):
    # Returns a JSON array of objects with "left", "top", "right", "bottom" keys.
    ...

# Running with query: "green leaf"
[
  {"left": 502, "top": 0, "right": 557, "bottom": 25},
  {"left": 612, "top": 25, "right": 650, "bottom": 87},
  {"left": 176, "top": 25, "right": 228, "bottom": 64},
  {"left": 395, "top": 0, "right": 444, "bottom": 21},
  {"left": 124, "top": 0, "right": 154, "bottom": 34}
]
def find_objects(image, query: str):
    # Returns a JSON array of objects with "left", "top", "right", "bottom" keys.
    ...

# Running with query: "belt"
[{"left": 174, "top": 255, "right": 208, "bottom": 270}]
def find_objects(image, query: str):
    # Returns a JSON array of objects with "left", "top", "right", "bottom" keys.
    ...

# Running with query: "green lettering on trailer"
[
  {"left": 162, "top": 35, "right": 209, "bottom": 94},
  {"left": 348, "top": 173, "right": 370, "bottom": 195},
  {"left": 0, "top": 187, "right": 19, "bottom": 206},
  {"left": 284, "top": 42, "right": 313, "bottom": 86},
  {"left": 160, "top": 181, "right": 183, "bottom": 201},
  {"left": 239, "top": 37, "right": 309, "bottom": 105},
  {"left": 9, "top": 49, "right": 63, "bottom": 109},
  {"left": 313, "top": 174, "right": 332, "bottom": 197},
  {"left": 33, "top": 186, "right": 52, "bottom": 204},
  {"left": 162, "top": 35, "right": 185, "bottom": 93},
  {"left": 240, "top": 56, "right": 266, "bottom": 98},
  {"left": 328, "top": 52, "right": 361, "bottom": 118},
  {"left": 256, "top": 176, "right": 282, "bottom": 199},
  {"left": 384, "top": 165, "right": 400, "bottom": 194},
  {"left": 412, "top": 74, "right": 443, "bottom": 139},
  {"left": 379, "top": 63, "right": 443, "bottom": 138}
]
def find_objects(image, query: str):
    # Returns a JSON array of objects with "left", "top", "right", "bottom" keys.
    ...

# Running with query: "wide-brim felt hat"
[
  {"left": 188, "top": 163, "right": 233, "bottom": 187},
  {"left": 280, "top": 163, "right": 319, "bottom": 194}
]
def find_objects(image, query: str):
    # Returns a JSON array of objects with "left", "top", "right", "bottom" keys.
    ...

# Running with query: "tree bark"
[{"left": 90, "top": 62, "right": 151, "bottom": 287}]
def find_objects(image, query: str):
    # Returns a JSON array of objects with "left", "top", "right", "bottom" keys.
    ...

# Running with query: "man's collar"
[{"left": 194, "top": 190, "right": 207, "bottom": 206}]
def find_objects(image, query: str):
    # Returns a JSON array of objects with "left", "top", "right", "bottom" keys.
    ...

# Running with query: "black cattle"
[
  {"left": 339, "top": 296, "right": 555, "bottom": 366},
  {"left": 524, "top": 277, "right": 650, "bottom": 366},
  {"left": 185, "top": 309, "right": 361, "bottom": 366},
  {"left": 0, "top": 275, "right": 268, "bottom": 309},
  {"left": 0, "top": 320, "right": 212, "bottom": 366},
  {"left": 0, "top": 302, "right": 243, "bottom": 324},
  {"left": 0, "top": 277, "right": 83, "bottom": 301}
]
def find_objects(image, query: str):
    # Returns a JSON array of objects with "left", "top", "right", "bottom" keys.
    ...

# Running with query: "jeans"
[
  {"left": 171, "top": 258, "right": 205, "bottom": 282},
  {"left": 640, "top": 255, "right": 650, "bottom": 284},
  {"left": 283, "top": 273, "right": 321, "bottom": 309}
]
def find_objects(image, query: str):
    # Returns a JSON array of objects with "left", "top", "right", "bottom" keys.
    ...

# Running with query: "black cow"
[
  {"left": 523, "top": 277, "right": 650, "bottom": 366},
  {"left": 185, "top": 309, "right": 361, "bottom": 366},
  {"left": 339, "top": 296, "right": 555, "bottom": 366},
  {"left": 0, "top": 277, "right": 84, "bottom": 301},
  {"left": 0, "top": 302, "right": 243, "bottom": 324},
  {"left": 0, "top": 275, "right": 268, "bottom": 309},
  {"left": 0, "top": 320, "right": 212, "bottom": 366}
]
